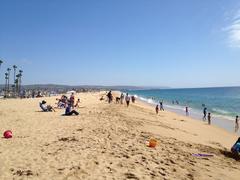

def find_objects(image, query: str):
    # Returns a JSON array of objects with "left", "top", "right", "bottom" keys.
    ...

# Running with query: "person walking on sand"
[
  {"left": 235, "top": 116, "right": 239, "bottom": 133},
  {"left": 125, "top": 93, "right": 130, "bottom": 107},
  {"left": 185, "top": 107, "right": 189, "bottom": 116},
  {"left": 156, "top": 105, "right": 159, "bottom": 114},
  {"left": 160, "top": 101, "right": 164, "bottom": 111},
  {"left": 208, "top": 113, "right": 211, "bottom": 125},
  {"left": 203, "top": 107, "right": 207, "bottom": 121}
]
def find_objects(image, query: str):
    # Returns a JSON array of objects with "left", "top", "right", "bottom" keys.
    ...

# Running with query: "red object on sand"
[{"left": 3, "top": 130, "right": 12, "bottom": 139}]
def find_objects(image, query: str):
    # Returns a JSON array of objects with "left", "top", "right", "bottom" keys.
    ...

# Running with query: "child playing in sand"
[
  {"left": 156, "top": 105, "right": 159, "bottom": 114},
  {"left": 235, "top": 116, "right": 239, "bottom": 133},
  {"left": 131, "top": 96, "right": 136, "bottom": 103},
  {"left": 208, "top": 113, "right": 211, "bottom": 125},
  {"left": 75, "top": 98, "right": 80, "bottom": 108}
]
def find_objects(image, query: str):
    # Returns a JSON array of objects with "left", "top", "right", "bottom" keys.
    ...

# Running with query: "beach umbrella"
[{"left": 67, "top": 90, "right": 76, "bottom": 94}]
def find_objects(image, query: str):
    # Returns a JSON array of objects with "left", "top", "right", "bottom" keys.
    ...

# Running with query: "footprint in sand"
[
  {"left": 12, "top": 169, "right": 36, "bottom": 177},
  {"left": 124, "top": 173, "right": 139, "bottom": 180}
]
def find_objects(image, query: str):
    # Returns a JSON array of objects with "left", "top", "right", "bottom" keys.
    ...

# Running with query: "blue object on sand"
[{"left": 192, "top": 154, "right": 214, "bottom": 157}]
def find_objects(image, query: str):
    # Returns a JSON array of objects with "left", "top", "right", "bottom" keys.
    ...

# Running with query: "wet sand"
[{"left": 0, "top": 91, "right": 239, "bottom": 180}]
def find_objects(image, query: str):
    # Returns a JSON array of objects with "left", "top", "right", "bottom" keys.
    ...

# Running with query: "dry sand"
[{"left": 0, "top": 91, "right": 239, "bottom": 180}]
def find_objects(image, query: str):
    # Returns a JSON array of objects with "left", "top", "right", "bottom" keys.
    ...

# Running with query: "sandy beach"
[{"left": 0, "top": 91, "right": 239, "bottom": 180}]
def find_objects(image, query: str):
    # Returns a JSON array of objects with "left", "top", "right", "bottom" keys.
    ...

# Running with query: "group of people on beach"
[
  {"left": 39, "top": 92, "right": 80, "bottom": 116},
  {"left": 154, "top": 100, "right": 239, "bottom": 133},
  {"left": 153, "top": 99, "right": 240, "bottom": 156},
  {"left": 202, "top": 106, "right": 239, "bottom": 132},
  {"left": 202, "top": 107, "right": 212, "bottom": 125},
  {"left": 155, "top": 101, "right": 164, "bottom": 114},
  {"left": 105, "top": 91, "right": 135, "bottom": 107}
]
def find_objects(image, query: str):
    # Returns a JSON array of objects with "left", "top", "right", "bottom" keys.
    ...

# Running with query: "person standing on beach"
[
  {"left": 208, "top": 113, "right": 211, "bottom": 125},
  {"left": 125, "top": 93, "right": 130, "bottom": 107},
  {"left": 131, "top": 96, "right": 136, "bottom": 103},
  {"left": 235, "top": 116, "right": 239, "bottom": 132},
  {"left": 160, "top": 101, "right": 164, "bottom": 111},
  {"left": 185, "top": 107, "right": 189, "bottom": 116},
  {"left": 120, "top": 93, "right": 124, "bottom": 104},
  {"left": 156, "top": 105, "right": 159, "bottom": 114},
  {"left": 70, "top": 93, "right": 75, "bottom": 108},
  {"left": 203, "top": 107, "right": 207, "bottom": 121},
  {"left": 107, "top": 91, "right": 113, "bottom": 103}
]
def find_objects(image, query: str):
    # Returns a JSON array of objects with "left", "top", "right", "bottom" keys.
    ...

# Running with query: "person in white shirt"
[{"left": 125, "top": 93, "right": 130, "bottom": 107}]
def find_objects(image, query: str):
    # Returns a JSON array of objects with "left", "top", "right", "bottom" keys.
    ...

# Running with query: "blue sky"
[{"left": 0, "top": 0, "right": 240, "bottom": 88}]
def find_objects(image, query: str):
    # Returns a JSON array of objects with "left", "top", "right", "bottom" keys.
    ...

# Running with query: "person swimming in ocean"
[
  {"left": 235, "top": 116, "right": 239, "bottom": 133},
  {"left": 203, "top": 107, "right": 207, "bottom": 121}
]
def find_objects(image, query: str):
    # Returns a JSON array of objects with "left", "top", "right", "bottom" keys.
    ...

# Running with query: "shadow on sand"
[{"left": 220, "top": 150, "right": 240, "bottom": 161}]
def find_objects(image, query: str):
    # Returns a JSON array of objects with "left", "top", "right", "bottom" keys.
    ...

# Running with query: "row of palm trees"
[{"left": 0, "top": 59, "right": 23, "bottom": 98}]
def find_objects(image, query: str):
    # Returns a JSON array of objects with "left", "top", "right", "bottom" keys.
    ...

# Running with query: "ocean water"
[{"left": 127, "top": 87, "right": 240, "bottom": 133}]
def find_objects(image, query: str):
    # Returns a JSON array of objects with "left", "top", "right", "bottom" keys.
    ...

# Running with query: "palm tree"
[
  {"left": 7, "top": 68, "right": 11, "bottom": 93},
  {"left": 18, "top": 70, "right": 23, "bottom": 95},
  {"left": 0, "top": 60, "right": 3, "bottom": 95},
  {"left": 0, "top": 59, "right": 3, "bottom": 69},
  {"left": 16, "top": 74, "right": 20, "bottom": 96},
  {"left": 13, "top": 65, "right": 17, "bottom": 96},
  {"left": 13, "top": 65, "right": 17, "bottom": 82},
  {"left": 4, "top": 72, "right": 8, "bottom": 97}
]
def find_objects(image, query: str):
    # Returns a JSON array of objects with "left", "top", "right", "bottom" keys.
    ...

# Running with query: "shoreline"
[{"left": 126, "top": 92, "right": 240, "bottom": 135}]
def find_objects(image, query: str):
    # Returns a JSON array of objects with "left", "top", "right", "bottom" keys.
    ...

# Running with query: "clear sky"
[{"left": 0, "top": 0, "right": 240, "bottom": 88}]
